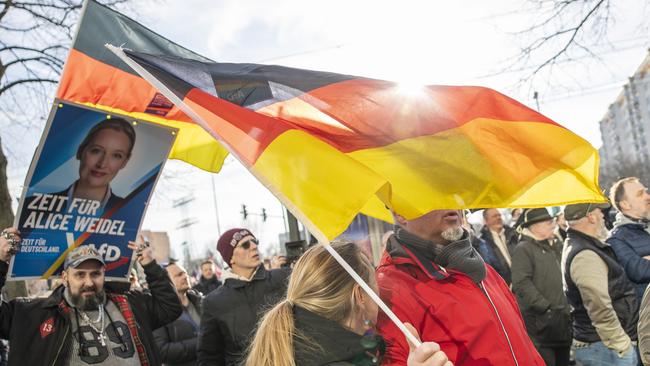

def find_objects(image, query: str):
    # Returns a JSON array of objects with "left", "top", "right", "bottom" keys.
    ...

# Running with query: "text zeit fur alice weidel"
[
  {"left": 22, "top": 193, "right": 125, "bottom": 235},
  {"left": 22, "top": 212, "right": 126, "bottom": 236}
]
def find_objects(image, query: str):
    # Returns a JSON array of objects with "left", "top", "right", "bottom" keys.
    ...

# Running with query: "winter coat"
[
  {"left": 511, "top": 234, "right": 572, "bottom": 347},
  {"left": 154, "top": 290, "right": 203, "bottom": 366},
  {"left": 197, "top": 266, "right": 290, "bottom": 366},
  {"left": 192, "top": 276, "right": 221, "bottom": 296},
  {"left": 0, "top": 260, "right": 182, "bottom": 366},
  {"left": 639, "top": 285, "right": 650, "bottom": 365},
  {"left": 469, "top": 234, "right": 505, "bottom": 278},
  {"left": 293, "top": 306, "right": 385, "bottom": 366},
  {"left": 565, "top": 228, "right": 638, "bottom": 344},
  {"left": 376, "top": 236, "right": 544, "bottom": 366},
  {"left": 479, "top": 225, "right": 518, "bottom": 284},
  {"left": 608, "top": 213, "right": 650, "bottom": 300}
]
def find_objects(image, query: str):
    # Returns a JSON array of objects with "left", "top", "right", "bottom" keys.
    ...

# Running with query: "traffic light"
[
  {"left": 241, "top": 204, "right": 248, "bottom": 220},
  {"left": 262, "top": 208, "right": 267, "bottom": 222}
]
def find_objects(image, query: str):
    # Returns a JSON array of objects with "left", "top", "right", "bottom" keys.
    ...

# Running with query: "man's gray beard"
[
  {"left": 595, "top": 221, "right": 610, "bottom": 241},
  {"left": 441, "top": 226, "right": 464, "bottom": 242},
  {"left": 70, "top": 289, "right": 105, "bottom": 310}
]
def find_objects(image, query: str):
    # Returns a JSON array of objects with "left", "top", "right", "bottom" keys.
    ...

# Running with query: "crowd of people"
[
  {"left": 466, "top": 176, "right": 650, "bottom": 366},
  {"left": 3, "top": 176, "right": 650, "bottom": 365}
]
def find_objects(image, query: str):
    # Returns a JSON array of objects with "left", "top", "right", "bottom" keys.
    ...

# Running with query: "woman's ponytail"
[{"left": 245, "top": 299, "right": 296, "bottom": 366}]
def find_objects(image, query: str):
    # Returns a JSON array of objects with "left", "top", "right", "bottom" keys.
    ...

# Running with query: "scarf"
[
  {"left": 394, "top": 226, "right": 487, "bottom": 283},
  {"left": 614, "top": 212, "right": 650, "bottom": 235},
  {"left": 221, "top": 267, "right": 259, "bottom": 282}
]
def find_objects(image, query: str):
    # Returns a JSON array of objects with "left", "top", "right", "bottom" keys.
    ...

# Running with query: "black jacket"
[
  {"left": 293, "top": 306, "right": 384, "bottom": 366},
  {"left": 511, "top": 234, "right": 572, "bottom": 347},
  {"left": 192, "top": 276, "right": 221, "bottom": 296},
  {"left": 479, "top": 225, "right": 517, "bottom": 284},
  {"left": 154, "top": 290, "right": 203, "bottom": 366},
  {"left": 0, "top": 260, "right": 182, "bottom": 366},
  {"left": 564, "top": 228, "right": 638, "bottom": 343},
  {"left": 197, "top": 266, "right": 290, "bottom": 366}
]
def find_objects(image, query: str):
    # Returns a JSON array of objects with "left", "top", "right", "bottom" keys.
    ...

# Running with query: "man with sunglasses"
[
  {"left": 197, "top": 228, "right": 290, "bottom": 366},
  {"left": 562, "top": 203, "right": 639, "bottom": 366}
]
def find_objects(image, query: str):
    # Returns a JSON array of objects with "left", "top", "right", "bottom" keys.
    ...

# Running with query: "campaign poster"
[{"left": 10, "top": 100, "right": 177, "bottom": 280}]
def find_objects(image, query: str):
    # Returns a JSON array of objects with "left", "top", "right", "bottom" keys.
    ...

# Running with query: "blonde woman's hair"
[{"left": 244, "top": 242, "right": 374, "bottom": 366}]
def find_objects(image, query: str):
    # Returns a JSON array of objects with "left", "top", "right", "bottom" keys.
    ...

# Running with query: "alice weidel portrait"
[
  {"left": 61, "top": 117, "right": 136, "bottom": 213},
  {"left": 19, "top": 117, "right": 136, "bottom": 238}
]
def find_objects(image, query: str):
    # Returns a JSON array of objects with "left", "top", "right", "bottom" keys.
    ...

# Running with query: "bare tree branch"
[
  {"left": 494, "top": 0, "right": 647, "bottom": 86},
  {"left": 0, "top": 0, "right": 12, "bottom": 23},
  {"left": 529, "top": 0, "right": 607, "bottom": 76},
  {"left": 515, "top": 1, "right": 574, "bottom": 35},
  {"left": 0, "top": 23, "right": 39, "bottom": 32},
  {"left": 7, "top": 1, "right": 81, "bottom": 10},
  {"left": 0, "top": 44, "right": 66, "bottom": 53},
  {"left": 0, "top": 77, "right": 57, "bottom": 95}
]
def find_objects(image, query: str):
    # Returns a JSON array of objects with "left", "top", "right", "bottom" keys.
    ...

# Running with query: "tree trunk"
[
  {"left": 0, "top": 138, "right": 28, "bottom": 299},
  {"left": 0, "top": 137, "right": 13, "bottom": 228}
]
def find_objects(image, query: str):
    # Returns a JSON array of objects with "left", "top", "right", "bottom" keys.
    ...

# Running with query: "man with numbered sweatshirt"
[{"left": 0, "top": 227, "right": 182, "bottom": 366}]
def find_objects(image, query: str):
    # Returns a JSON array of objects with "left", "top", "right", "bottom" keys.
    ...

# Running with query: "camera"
[{"left": 283, "top": 240, "right": 307, "bottom": 267}]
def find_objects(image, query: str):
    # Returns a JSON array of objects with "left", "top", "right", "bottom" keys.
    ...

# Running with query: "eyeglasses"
[{"left": 236, "top": 238, "right": 258, "bottom": 250}]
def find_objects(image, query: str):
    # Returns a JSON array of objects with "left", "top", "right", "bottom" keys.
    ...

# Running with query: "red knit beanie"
[{"left": 217, "top": 228, "right": 255, "bottom": 265}]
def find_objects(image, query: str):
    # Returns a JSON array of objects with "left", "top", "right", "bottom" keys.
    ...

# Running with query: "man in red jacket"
[{"left": 376, "top": 209, "right": 544, "bottom": 365}]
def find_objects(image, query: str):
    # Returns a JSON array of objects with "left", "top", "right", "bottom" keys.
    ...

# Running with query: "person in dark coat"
[
  {"left": 0, "top": 228, "right": 182, "bottom": 366},
  {"left": 155, "top": 262, "right": 204, "bottom": 366},
  {"left": 511, "top": 208, "right": 572, "bottom": 366},
  {"left": 638, "top": 285, "right": 650, "bottom": 365},
  {"left": 197, "top": 228, "right": 291, "bottom": 366},
  {"left": 479, "top": 208, "right": 518, "bottom": 284},
  {"left": 469, "top": 231, "right": 504, "bottom": 275},
  {"left": 563, "top": 203, "right": 638, "bottom": 365},
  {"left": 193, "top": 259, "right": 221, "bottom": 295},
  {"left": 555, "top": 212, "right": 568, "bottom": 241},
  {"left": 245, "top": 242, "right": 451, "bottom": 366},
  {"left": 606, "top": 177, "right": 650, "bottom": 300}
]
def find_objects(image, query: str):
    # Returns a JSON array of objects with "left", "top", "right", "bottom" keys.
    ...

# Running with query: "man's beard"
[
  {"left": 441, "top": 225, "right": 464, "bottom": 242},
  {"left": 595, "top": 220, "right": 610, "bottom": 241},
  {"left": 70, "top": 286, "right": 105, "bottom": 310}
]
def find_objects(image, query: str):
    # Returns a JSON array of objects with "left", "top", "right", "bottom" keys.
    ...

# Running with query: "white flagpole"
[{"left": 105, "top": 44, "right": 421, "bottom": 347}]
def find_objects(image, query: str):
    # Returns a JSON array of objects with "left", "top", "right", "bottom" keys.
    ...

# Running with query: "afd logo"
[
  {"left": 65, "top": 233, "right": 122, "bottom": 262},
  {"left": 86, "top": 243, "right": 122, "bottom": 262}
]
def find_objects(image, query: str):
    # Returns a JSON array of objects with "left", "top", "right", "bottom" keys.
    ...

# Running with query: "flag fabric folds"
[
  {"left": 112, "top": 48, "right": 606, "bottom": 240},
  {"left": 56, "top": 0, "right": 228, "bottom": 172}
]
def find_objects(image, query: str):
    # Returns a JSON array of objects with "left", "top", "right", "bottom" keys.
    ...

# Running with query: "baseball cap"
[
  {"left": 563, "top": 202, "right": 611, "bottom": 221},
  {"left": 64, "top": 246, "right": 105, "bottom": 269}
]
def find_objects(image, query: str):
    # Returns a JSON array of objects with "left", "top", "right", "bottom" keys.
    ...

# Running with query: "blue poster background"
[{"left": 10, "top": 102, "right": 176, "bottom": 280}]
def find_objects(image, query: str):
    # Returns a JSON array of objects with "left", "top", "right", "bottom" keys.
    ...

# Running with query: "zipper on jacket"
[
  {"left": 479, "top": 281, "right": 520, "bottom": 366},
  {"left": 51, "top": 323, "right": 69, "bottom": 366}
]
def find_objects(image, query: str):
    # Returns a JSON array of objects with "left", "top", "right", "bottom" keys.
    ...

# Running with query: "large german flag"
[
  {"left": 56, "top": 0, "right": 228, "bottom": 172},
  {"left": 110, "top": 47, "right": 606, "bottom": 239}
]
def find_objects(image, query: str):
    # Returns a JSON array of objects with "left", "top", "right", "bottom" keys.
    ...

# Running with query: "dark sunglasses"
[{"left": 236, "top": 238, "right": 258, "bottom": 250}]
